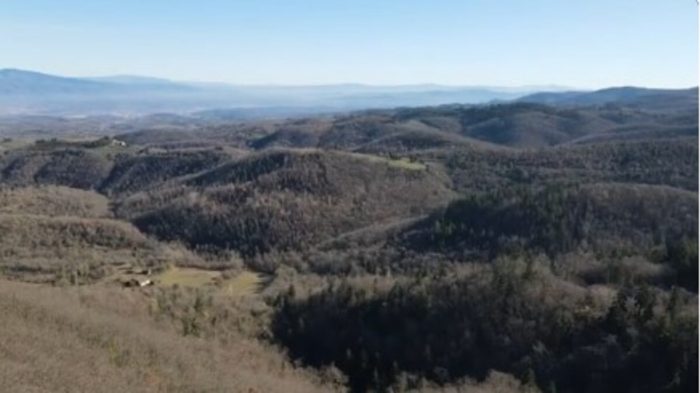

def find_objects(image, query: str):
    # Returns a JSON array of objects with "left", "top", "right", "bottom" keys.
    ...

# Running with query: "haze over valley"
[{"left": 0, "top": 68, "right": 561, "bottom": 116}]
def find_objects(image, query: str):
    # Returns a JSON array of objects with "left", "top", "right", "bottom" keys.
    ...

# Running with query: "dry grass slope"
[
  {"left": 0, "top": 279, "right": 338, "bottom": 393},
  {"left": 0, "top": 185, "right": 111, "bottom": 217},
  {"left": 0, "top": 214, "right": 196, "bottom": 283}
]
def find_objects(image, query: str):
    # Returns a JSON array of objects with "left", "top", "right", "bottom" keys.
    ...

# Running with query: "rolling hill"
[
  {"left": 117, "top": 149, "right": 455, "bottom": 258},
  {"left": 246, "top": 100, "right": 697, "bottom": 149},
  {"left": 519, "top": 86, "right": 698, "bottom": 112}
]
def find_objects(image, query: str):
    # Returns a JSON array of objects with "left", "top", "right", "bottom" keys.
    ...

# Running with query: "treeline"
[
  {"left": 438, "top": 138, "right": 698, "bottom": 194},
  {"left": 408, "top": 183, "right": 697, "bottom": 260},
  {"left": 272, "top": 262, "right": 698, "bottom": 392}
]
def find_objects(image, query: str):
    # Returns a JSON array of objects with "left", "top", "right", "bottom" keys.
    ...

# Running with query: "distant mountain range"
[
  {"left": 0, "top": 69, "right": 695, "bottom": 117},
  {"left": 0, "top": 68, "right": 566, "bottom": 116},
  {"left": 518, "top": 86, "right": 698, "bottom": 112}
]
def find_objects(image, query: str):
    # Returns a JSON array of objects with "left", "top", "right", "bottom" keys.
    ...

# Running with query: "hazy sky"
[{"left": 1, "top": 0, "right": 697, "bottom": 87}]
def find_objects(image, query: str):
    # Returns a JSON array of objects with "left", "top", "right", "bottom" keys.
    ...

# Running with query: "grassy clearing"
[
  {"left": 154, "top": 267, "right": 221, "bottom": 288},
  {"left": 385, "top": 157, "right": 427, "bottom": 170},
  {"left": 153, "top": 267, "right": 264, "bottom": 298},
  {"left": 88, "top": 143, "right": 140, "bottom": 159},
  {"left": 346, "top": 151, "right": 427, "bottom": 170},
  {"left": 0, "top": 137, "right": 33, "bottom": 151},
  {"left": 287, "top": 149, "right": 427, "bottom": 170},
  {"left": 220, "top": 271, "right": 264, "bottom": 297}
]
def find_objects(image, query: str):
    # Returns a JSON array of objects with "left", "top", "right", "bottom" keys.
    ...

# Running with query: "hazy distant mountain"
[
  {"left": 5, "top": 69, "right": 692, "bottom": 118},
  {"left": 86, "top": 75, "right": 187, "bottom": 86},
  {"left": 0, "top": 69, "right": 109, "bottom": 95},
  {"left": 0, "top": 68, "right": 549, "bottom": 116},
  {"left": 519, "top": 86, "right": 698, "bottom": 112}
]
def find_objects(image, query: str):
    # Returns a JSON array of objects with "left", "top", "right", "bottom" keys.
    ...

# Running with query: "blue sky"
[{"left": 1, "top": 0, "right": 697, "bottom": 87}]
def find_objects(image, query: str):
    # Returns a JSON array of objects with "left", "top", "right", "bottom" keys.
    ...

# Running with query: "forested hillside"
[{"left": 0, "top": 92, "right": 696, "bottom": 392}]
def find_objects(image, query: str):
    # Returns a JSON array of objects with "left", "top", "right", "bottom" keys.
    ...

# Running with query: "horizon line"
[{"left": 2, "top": 67, "right": 697, "bottom": 91}]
